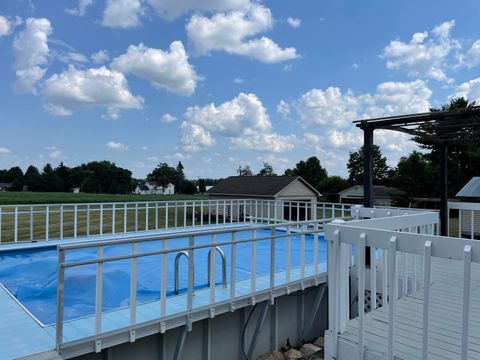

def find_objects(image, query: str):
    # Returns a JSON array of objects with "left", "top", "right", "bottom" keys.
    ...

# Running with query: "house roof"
[
  {"left": 339, "top": 185, "right": 404, "bottom": 199},
  {"left": 207, "top": 176, "right": 320, "bottom": 197},
  {"left": 456, "top": 177, "right": 480, "bottom": 198}
]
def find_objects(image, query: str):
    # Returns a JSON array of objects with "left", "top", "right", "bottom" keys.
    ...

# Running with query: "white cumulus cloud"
[
  {"left": 180, "top": 92, "right": 295, "bottom": 153},
  {"left": 0, "top": 147, "right": 12, "bottom": 154},
  {"left": 161, "top": 113, "right": 177, "bottom": 122},
  {"left": 65, "top": 0, "right": 94, "bottom": 16},
  {"left": 454, "top": 77, "right": 480, "bottom": 104},
  {"left": 91, "top": 49, "right": 110, "bottom": 64},
  {"left": 41, "top": 66, "right": 144, "bottom": 119},
  {"left": 111, "top": 41, "right": 198, "bottom": 96},
  {"left": 277, "top": 100, "right": 290, "bottom": 117},
  {"left": 286, "top": 17, "right": 301, "bottom": 28},
  {"left": 106, "top": 141, "right": 128, "bottom": 150},
  {"left": 381, "top": 20, "right": 459, "bottom": 82},
  {"left": 102, "top": 0, "right": 143, "bottom": 28},
  {"left": 186, "top": 4, "right": 299, "bottom": 63},
  {"left": 146, "top": 0, "right": 250, "bottom": 20},
  {"left": 12, "top": 17, "right": 52, "bottom": 94},
  {"left": 0, "top": 15, "right": 21, "bottom": 36}
]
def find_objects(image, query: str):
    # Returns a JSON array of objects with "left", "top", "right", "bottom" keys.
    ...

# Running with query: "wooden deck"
[{"left": 338, "top": 257, "right": 480, "bottom": 360}]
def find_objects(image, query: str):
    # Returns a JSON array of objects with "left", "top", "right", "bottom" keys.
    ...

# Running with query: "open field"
[{"left": 0, "top": 192, "right": 207, "bottom": 205}]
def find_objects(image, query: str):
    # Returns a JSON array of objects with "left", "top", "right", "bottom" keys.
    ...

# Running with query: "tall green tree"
[
  {"left": 148, "top": 163, "right": 178, "bottom": 188},
  {"left": 237, "top": 165, "right": 253, "bottom": 176},
  {"left": 176, "top": 161, "right": 185, "bottom": 193},
  {"left": 347, "top": 145, "right": 391, "bottom": 185},
  {"left": 393, "top": 151, "right": 435, "bottom": 197},
  {"left": 24, "top": 165, "right": 42, "bottom": 191},
  {"left": 284, "top": 156, "right": 328, "bottom": 189},
  {"left": 198, "top": 178, "right": 207, "bottom": 194},
  {"left": 4, "top": 166, "right": 24, "bottom": 191},
  {"left": 257, "top": 162, "right": 276, "bottom": 176}
]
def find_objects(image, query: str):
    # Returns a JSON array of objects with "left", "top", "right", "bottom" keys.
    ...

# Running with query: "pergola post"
[
  {"left": 440, "top": 143, "right": 448, "bottom": 236},
  {"left": 363, "top": 126, "right": 374, "bottom": 208}
]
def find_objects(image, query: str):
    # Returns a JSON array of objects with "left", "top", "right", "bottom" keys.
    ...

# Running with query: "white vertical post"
[
  {"left": 209, "top": 234, "right": 217, "bottom": 304},
  {"left": 74, "top": 205, "right": 78, "bottom": 238},
  {"left": 357, "top": 233, "right": 366, "bottom": 357},
  {"left": 370, "top": 246, "right": 377, "bottom": 310},
  {"left": 99, "top": 204, "right": 103, "bottom": 236},
  {"left": 95, "top": 246, "right": 104, "bottom": 335},
  {"left": 230, "top": 231, "right": 237, "bottom": 299},
  {"left": 155, "top": 203, "right": 159, "bottom": 230},
  {"left": 382, "top": 249, "right": 388, "bottom": 307},
  {"left": 251, "top": 229, "right": 257, "bottom": 292},
  {"left": 402, "top": 252, "right": 407, "bottom": 297},
  {"left": 166, "top": 202, "right": 169, "bottom": 229},
  {"left": 145, "top": 203, "right": 149, "bottom": 231},
  {"left": 184, "top": 203, "right": 187, "bottom": 227},
  {"left": 123, "top": 203, "right": 127, "bottom": 234},
  {"left": 270, "top": 228, "right": 276, "bottom": 288},
  {"left": 135, "top": 203, "right": 139, "bottom": 232},
  {"left": 300, "top": 224, "right": 305, "bottom": 278},
  {"left": 46, "top": 205, "right": 49, "bottom": 241},
  {"left": 200, "top": 201, "right": 204, "bottom": 227},
  {"left": 130, "top": 242, "right": 138, "bottom": 326},
  {"left": 0, "top": 208, "right": 2, "bottom": 243},
  {"left": 327, "top": 229, "right": 339, "bottom": 356},
  {"left": 14, "top": 207, "right": 18, "bottom": 242},
  {"left": 461, "top": 245, "right": 472, "bottom": 360},
  {"left": 286, "top": 226, "right": 291, "bottom": 283},
  {"left": 55, "top": 249, "right": 65, "bottom": 351},
  {"left": 388, "top": 236, "right": 397, "bottom": 360},
  {"left": 112, "top": 203, "right": 116, "bottom": 234},
  {"left": 86, "top": 205, "right": 90, "bottom": 237},
  {"left": 471, "top": 210, "right": 474, "bottom": 240},
  {"left": 187, "top": 235, "right": 194, "bottom": 310},
  {"left": 30, "top": 206, "right": 34, "bottom": 241},
  {"left": 160, "top": 239, "right": 167, "bottom": 318},
  {"left": 422, "top": 240, "right": 432, "bottom": 360},
  {"left": 175, "top": 202, "right": 178, "bottom": 228},
  {"left": 59, "top": 205, "right": 63, "bottom": 240}
]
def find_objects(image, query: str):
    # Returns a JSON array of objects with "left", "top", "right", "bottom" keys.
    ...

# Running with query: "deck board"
[{"left": 339, "top": 257, "right": 480, "bottom": 359}]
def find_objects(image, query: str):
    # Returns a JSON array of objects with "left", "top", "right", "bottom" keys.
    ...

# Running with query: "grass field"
[{"left": 0, "top": 192, "right": 207, "bottom": 205}]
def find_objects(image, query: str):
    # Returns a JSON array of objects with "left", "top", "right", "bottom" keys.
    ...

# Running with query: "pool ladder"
[{"left": 174, "top": 246, "right": 227, "bottom": 295}]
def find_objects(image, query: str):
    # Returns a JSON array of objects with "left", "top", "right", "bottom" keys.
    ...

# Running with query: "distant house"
[
  {"left": 207, "top": 176, "right": 321, "bottom": 220},
  {"left": 339, "top": 185, "right": 404, "bottom": 206},
  {"left": 134, "top": 182, "right": 175, "bottom": 195},
  {"left": 0, "top": 182, "right": 12, "bottom": 192},
  {"left": 455, "top": 177, "right": 480, "bottom": 237},
  {"left": 72, "top": 187, "right": 80, "bottom": 194}
]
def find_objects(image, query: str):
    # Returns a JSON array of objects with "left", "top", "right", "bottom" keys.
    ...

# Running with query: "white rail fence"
[
  {"left": 325, "top": 207, "right": 442, "bottom": 360},
  {"left": 55, "top": 220, "right": 326, "bottom": 353},
  {"left": 448, "top": 201, "right": 480, "bottom": 239},
  {"left": 0, "top": 200, "right": 351, "bottom": 243}
]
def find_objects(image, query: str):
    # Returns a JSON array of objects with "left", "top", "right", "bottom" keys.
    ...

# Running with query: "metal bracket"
[
  {"left": 160, "top": 321, "right": 166, "bottom": 334},
  {"left": 251, "top": 296, "right": 256, "bottom": 306},
  {"left": 230, "top": 302, "right": 236, "bottom": 312},
  {"left": 186, "top": 314, "right": 193, "bottom": 331},
  {"left": 95, "top": 338, "right": 102, "bottom": 353},
  {"left": 300, "top": 281, "right": 305, "bottom": 291},
  {"left": 129, "top": 329, "right": 136, "bottom": 343},
  {"left": 286, "top": 286, "right": 291, "bottom": 295},
  {"left": 209, "top": 307, "right": 215, "bottom": 318},
  {"left": 269, "top": 292, "right": 275, "bottom": 305}
]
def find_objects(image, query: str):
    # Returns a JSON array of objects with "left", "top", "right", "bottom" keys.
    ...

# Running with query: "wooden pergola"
[{"left": 354, "top": 106, "right": 480, "bottom": 236}]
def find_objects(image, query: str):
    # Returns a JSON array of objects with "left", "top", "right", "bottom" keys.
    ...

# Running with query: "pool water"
[{"left": 0, "top": 229, "right": 326, "bottom": 325}]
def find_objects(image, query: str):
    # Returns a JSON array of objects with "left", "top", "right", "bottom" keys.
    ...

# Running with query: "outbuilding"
[
  {"left": 455, "top": 176, "right": 480, "bottom": 237},
  {"left": 207, "top": 176, "right": 321, "bottom": 221}
]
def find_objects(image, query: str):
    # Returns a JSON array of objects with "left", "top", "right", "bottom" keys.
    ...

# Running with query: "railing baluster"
[
  {"left": 251, "top": 229, "right": 257, "bottom": 292},
  {"left": 86, "top": 205, "right": 90, "bottom": 237},
  {"left": 314, "top": 221, "right": 319, "bottom": 274},
  {"left": 370, "top": 245, "right": 377, "bottom": 310},
  {"left": 270, "top": 228, "right": 276, "bottom": 288},
  {"left": 388, "top": 236, "right": 397, "bottom": 360},
  {"left": 145, "top": 202, "right": 149, "bottom": 231},
  {"left": 0, "top": 207, "right": 3, "bottom": 243},
  {"left": 95, "top": 246, "right": 104, "bottom": 335},
  {"left": 155, "top": 202, "right": 159, "bottom": 230},
  {"left": 461, "top": 245, "right": 472, "bottom": 360},
  {"left": 422, "top": 240, "right": 432, "bottom": 360},
  {"left": 160, "top": 238, "right": 167, "bottom": 318},
  {"left": 200, "top": 201, "right": 204, "bottom": 227},
  {"left": 74, "top": 205, "right": 78, "bottom": 238},
  {"left": 30, "top": 206, "right": 33, "bottom": 241},
  {"left": 230, "top": 231, "right": 237, "bottom": 299},
  {"left": 357, "top": 233, "right": 366, "bottom": 357},
  {"left": 286, "top": 226, "right": 291, "bottom": 283},
  {"left": 99, "top": 204, "right": 103, "bottom": 236},
  {"left": 175, "top": 202, "right": 178, "bottom": 228},
  {"left": 55, "top": 248, "right": 65, "bottom": 351},
  {"left": 402, "top": 252, "right": 407, "bottom": 297},
  {"left": 382, "top": 249, "right": 388, "bottom": 307},
  {"left": 187, "top": 235, "right": 195, "bottom": 310},
  {"left": 135, "top": 203, "right": 138, "bottom": 232},
  {"left": 166, "top": 202, "right": 169, "bottom": 229},
  {"left": 14, "top": 206, "right": 18, "bottom": 242},
  {"left": 130, "top": 242, "right": 137, "bottom": 326},
  {"left": 300, "top": 224, "right": 305, "bottom": 278},
  {"left": 46, "top": 205, "right": 49, "bottom": 241},
  {"left": 209, "top": 234, "right": 217, "bottom": 304},
  {"left": 184, "top": 203, "right": 187, "bottom": 227}
]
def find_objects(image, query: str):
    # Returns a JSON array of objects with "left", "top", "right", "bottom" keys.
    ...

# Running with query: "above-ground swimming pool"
[{"left": 0, "top": 228, "right": 326, "bottom": 325}]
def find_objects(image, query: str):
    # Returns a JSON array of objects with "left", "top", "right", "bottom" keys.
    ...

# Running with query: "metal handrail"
[
  {"left": 207, "top": 246, "right": 227, "bottom": 288},
  {"left": 174, "top": 251, "right": 193, "bottom": 295}
]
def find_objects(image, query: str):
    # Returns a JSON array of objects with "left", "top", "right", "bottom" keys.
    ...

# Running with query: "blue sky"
[{"left": 1, "top": 0, "right": 480, "bottom": 179}]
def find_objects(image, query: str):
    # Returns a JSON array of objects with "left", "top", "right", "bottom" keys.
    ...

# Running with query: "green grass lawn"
[{"left": 0, "top": 192, "right": 207, "bottom": 205}]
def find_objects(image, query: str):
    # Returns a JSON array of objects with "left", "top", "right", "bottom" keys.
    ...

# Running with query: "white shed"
[{"left": 207, "top": 176, "right": 321, "bottom": 221}]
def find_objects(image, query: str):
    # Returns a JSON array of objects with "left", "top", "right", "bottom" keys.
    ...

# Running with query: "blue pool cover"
[{"left": 0, "top": 229, "right": 326, "bottom": 325}]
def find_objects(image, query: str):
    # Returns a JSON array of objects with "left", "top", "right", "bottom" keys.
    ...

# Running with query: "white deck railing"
[
  {"left": 325, "top": 207, "right": 442, "bottom": 360},
  {"left": 0, "top": 200, "right": 352, "bottom": 243},
  {"left": 448, "top": 201, "right": 480, "bottom": 239},
  {"left": 54, "top": 219, "right": 328, "bottom": 353}
]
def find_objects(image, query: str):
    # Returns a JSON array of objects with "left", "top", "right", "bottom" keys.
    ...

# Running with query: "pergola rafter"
[{"left": 354, "top": 106, "right": 480, "bottom": 236}]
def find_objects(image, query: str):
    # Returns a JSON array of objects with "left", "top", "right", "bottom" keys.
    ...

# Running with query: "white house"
[
  {"left": 134, "top": 182, "right": 175, "bottom": 195},
  {"left": 339, "top": 185, "right": 404, "bottom": 206}
]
